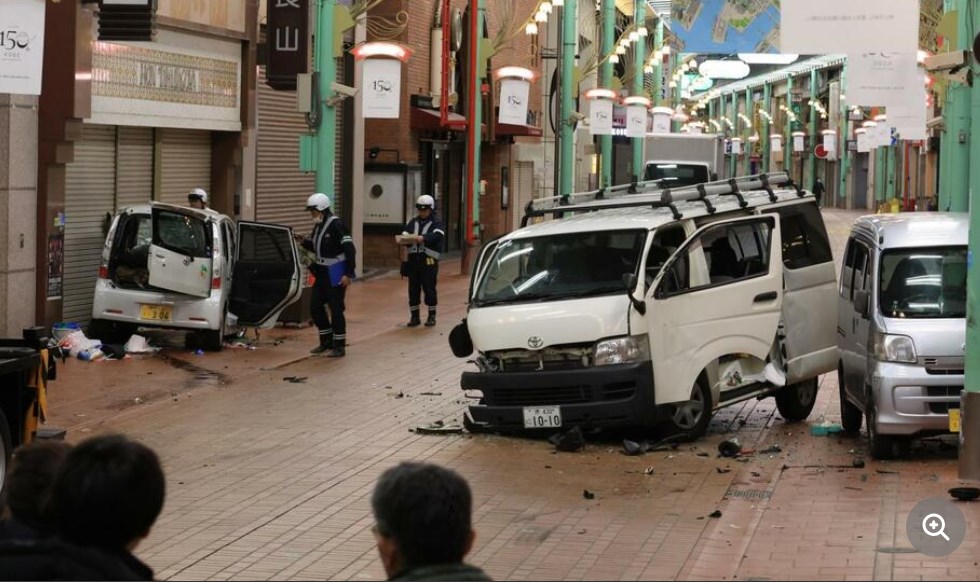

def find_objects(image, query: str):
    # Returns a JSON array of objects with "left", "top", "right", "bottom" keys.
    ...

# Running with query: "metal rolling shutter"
[
  {"left": 115, "top": 127, "right": 154, "bottom": 209},
  {"left": 158, "top": 128, "right": 212, "bottom": 205},
  {"left": 511, "top": 161, "right": 535, "bottom": 231},
  {"left": 63, "top": 124, "right": 117, "bottom": 324},
  {"left": 256, "top": 67, "right": 315, "bottom": 232}
]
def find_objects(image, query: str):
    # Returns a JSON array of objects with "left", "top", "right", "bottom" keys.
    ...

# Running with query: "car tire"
[
  {"left": 839, "top": 367, "right": 863, "bottom": 433},
  {"left": 200, "top": 318, "right": 226, "bottom": 352},
  {"left": 866, "top": 396, "right": 896, "bottom": 460},
  {"left": 775, "top": 377, "right": 819, "bottom": 422},
  {"left": 0, "top": 410, "right": 11, "bottom": 495},
  {"left": 666, "top": 375, "right": 712, "bottom": 439}
]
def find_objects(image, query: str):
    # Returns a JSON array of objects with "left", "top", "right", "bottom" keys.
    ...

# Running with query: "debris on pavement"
[
  {"left": 413, "top": 420, "right": 464, "bottom": 435},
  {"left": 121, "top": 334, "right": 159, "bottom": 354},
  {"left": 696, "top": 452, "right": 710, "bottom": 457},
  {"left": 708, "top": 510, "right": 722, "bottom": 518},
  {"left": 852, "top": 458, "right": 866, "bottom": 469},
  {"left": 875, "top": 469, "right": 898, "bottom": 474},
  {"left": 549, "top": 426, "right": 586, "bottom": 452},
  {"left": 419, "top": 391, "right": 443, "bottom": 396},
  {"left": 621, "top": 435, "right": 683, "bottom": 456},
  {"left": 716, "top": 467, "right": 731, "bottom": 474},
  {"left": 644, "top": 466, "right": 655, "bottom": 475},
  {"left": 949, "top": 487, "right": 980, "bottom": 501},
  {"left": 282, "top": 376, "right": 307, "bottom": 384},
  {"left": 810, "top": 421, "right": 843, "bottom": 436},
  {"left": 582, "top": 489, "right": 595, "bottom": 500},
  {"left": 759, "top": 444, "right": 782, "bottom": 454},
  {"left": 718, "top": 438, "right": 741, "bottom": 458},
  {"left": 577, "top": 528, "right": 587, "bottom": 534}
]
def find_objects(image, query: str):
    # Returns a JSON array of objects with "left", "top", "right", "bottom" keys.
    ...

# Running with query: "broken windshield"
[{"left": 473, "top": 230, "right": 646, "bottom": 306}]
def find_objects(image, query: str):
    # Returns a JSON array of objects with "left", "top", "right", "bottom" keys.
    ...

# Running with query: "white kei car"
[{"left": 91, "top": 203, "right": 302, "bottom": 350}]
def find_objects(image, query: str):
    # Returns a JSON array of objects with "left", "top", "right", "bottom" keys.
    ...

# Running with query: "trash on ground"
[
  {"left": 809, "top": 421, "right": 843, "bottom": 436},
  {"left": 577, "top": 528, "right": 587, "bottom": 534},
  {"left": 644, "top": 466, "right": 655, "bottom": 475},
  {"left": 582, "top": 489, "right": 595, "bottom": 500},
  {"left": 875, "top": 469, "right": 898, "bottom": 474},
  {"left": 550, "top": 426, "right": 586, "bottom": 452},
  {"left": 852, "top": 458, "right": 866, "bottom": 469},
  {"left": 419, "top": 391, "right": 443, "bottom": 396},
  {"left": 414, "top": 420, "right": 464, "bottom": 435},
  {"left": 124, "top": 334, "right": 159, "bottom": 354},
  {"left": 844, "top": 486, "right": 863, "bottom": 491},
  {"left": 193, "top": 349, "right": 205, "bottom": 356},
  {"left": 282, "top": 376, "right": 307, "bottom": 384},
  {"left": 716, "top": 467, "right": 731, "bottom": 474},
  {"left": 759, "top": 444, "right": 782, "bottom": 454},
  {"left": 708, "top": 510, "right": 722, "bottom": 518},
  {"left": 718, "top": 438, "right": 741, "bottom": 458},
  {"left": 60, "top": 330, "right": 102, "bottom": 359},
  {"left": 949, "top": 487, "right": 980, "bottom": 501},
  {"left": 100, "top": 344, "right": 128, "bottom": 360},
  {"left": 391, "top": 391, "right": 405, "bottom": 399},
  {"left": 696, "top": 452, "right": 710, "bottom": 457}
]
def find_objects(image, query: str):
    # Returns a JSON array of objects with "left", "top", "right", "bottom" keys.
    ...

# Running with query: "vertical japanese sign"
[
  {"left": 0, "top": 0, "right": 45, "bottom": 95},
  {"left": 46, "top": 232, "right": 64, "bottom": 300},
  {"left": 625, "top": 105, "right": 647, "bottom": 138},
  {"left": 780, "top": 0, "right": 918, "bottom": 54},
  {"left": 498, "top": 79, "right": 530, "bottom": 125},
  {"left": 266, "top": 0, "right": 308, "bottom": 91},
  {"left": 589, "top": 99, "right": 613, "bottom": 135},
  {"left": 362, "top": 59, "right": 402, "bottom": 119}
]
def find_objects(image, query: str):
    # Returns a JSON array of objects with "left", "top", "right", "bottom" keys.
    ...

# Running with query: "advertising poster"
[
  {"left": 362, "top": 59, "right": 402, "bottom": 119},
  {"left": 0, "top": 0, "right": 46, "bottom": 95},
  {"left": 626, "top": 105, "right": 647, "bottom": 138},
  {"left": 589, "top": 98, "right": 613, "bottom": 135},
  {"left": 780, "top": 0, "right": 918, "bottom": 53},
  {"left": 498, "top": 79, "right": 530, "bottom": 125}
]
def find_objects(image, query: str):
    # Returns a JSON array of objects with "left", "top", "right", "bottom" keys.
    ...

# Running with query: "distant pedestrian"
[
  {"left": 0, "top": 434, "right": 164, "bottom": 580},
  {"left": 812, "top": 177, "right": 826, "bottom": 204},
  {"left": 371, "top": 462, "right": 491, "bottom": 581},
  {"left": 396, "top": 195, "right": 445, "bottom": 328},
  {"left": 0, "top": 441, "right": 72, "bottom": 542},
  {"left": 187, "top": 188, "right": 209, "bottom": 210},
  {"left": 294, "top": 193, "right": 357, "bottom": 357}
]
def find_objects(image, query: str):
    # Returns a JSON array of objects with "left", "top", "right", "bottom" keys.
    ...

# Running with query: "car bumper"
[
  {"left": 92, "top": 279, "right": 225, "bottom": 331},
  {"left": 872, "top": 361, "right": 962, "bottom": 436},
  {"left": 462, "top": 361, "right": 658, "bottom": 430}
]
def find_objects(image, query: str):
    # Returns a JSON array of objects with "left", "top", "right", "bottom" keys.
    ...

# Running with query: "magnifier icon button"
[{"left": 922, "top": 513, "right": 950, "bottom": 541}]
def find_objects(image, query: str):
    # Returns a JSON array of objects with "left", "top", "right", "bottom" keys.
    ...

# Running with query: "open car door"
[
  {"left": 148, "top": 204, "right": 214, "bottom": 297},
  {"left": 229, "top": 221, "right": 302, "bottom": 327}
]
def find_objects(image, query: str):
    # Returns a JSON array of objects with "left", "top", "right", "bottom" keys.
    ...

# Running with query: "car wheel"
[
  {"left": 666, "top": 376, "right": 712, "bottom": 439},
  {"left": 775, "top": 377, "right": 819, "bottom": 422},
  {"left": 866, "top": 397, "right": 896, "bottom": 460},
  {"left": 200, "top": 318, "right": 226, "bottom": 352},
  {"left": 838, "top": 367, "right": 863, "bottom": 433},
  {"left": 0, "top": 410, "right": 11, "bottom": 495}
]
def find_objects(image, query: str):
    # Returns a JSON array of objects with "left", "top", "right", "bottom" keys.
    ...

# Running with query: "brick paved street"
[{"left": 43, "top": 210, "right": 980, "bottom": 581}]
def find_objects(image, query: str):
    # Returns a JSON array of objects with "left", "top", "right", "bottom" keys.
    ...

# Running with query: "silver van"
[{"left": 837, "top": 213, "right": 967, "bottom": 459}]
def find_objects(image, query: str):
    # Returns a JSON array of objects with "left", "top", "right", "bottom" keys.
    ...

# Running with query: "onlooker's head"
[
  {"left": 1, "top": 441, "right": 72, "bottom": 532},
  {"left": 50, "top": 434, "right": 165, "bottom": 551},
  {"left": 371, "top": 462, "right": 475, "bottom": 576},
  {"left": 188, "top": 188, "right": 208, "bottom": 209}
]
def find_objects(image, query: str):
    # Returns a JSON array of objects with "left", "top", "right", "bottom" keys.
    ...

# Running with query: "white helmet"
[
  {"left": 188, "top": 188, "right": 208, "bottom": 203},
  {"left": 306, "top": 193, "right": 331, "bottom": 211},
  {"left": 416, "top": 194, "right": 435, "bottom": 208}
]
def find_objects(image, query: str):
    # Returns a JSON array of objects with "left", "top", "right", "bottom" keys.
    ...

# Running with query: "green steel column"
[
  {"left": 631, "top": 0, "right": 646, "bottom": 182},
  {"left": 785, "top": 75, "right": 793, "bottom": 179},
  {"left": 885, "top": 141, "right": 897, "bottom": 202},
  {"left": 744, "top": 87, "right": 751, "bottom": 175},
  {"left": 464, "top": 0, "right": 484, "bottom": 265},
  {"left": 599, "top": 0, "right": 614, "bottom": 188},
  {"left": 671, "top": 52, "right": 680, "bottom": 132},
  {"left": 559, "top": 0, "right": 577, "bottom": 196},
  {"left": 809, "top": 68, "right": 818, "bottom": 190},
  {"left": 730, "top": 93, "right": 737, "bottom": 178},
  {"left": 874, "top": 138, "right": 885, "bottom": 203},
  {"left": 654, "top": 19, "right": 664, "bottom": 106},
  {"left": 838, "top": 64, "right": 849, "bottom": 206},
  {"left": 941, "top": 0, "right": 972, "bottom": 211},
  {"left": 314, "top": 0, "right": 336, "bottom": 196},
  {"left": 960, "top": 0, "right": 980, "bottom": 481},
  {"left": 763, "top": 82, "right": 771, "bottom": 173}
]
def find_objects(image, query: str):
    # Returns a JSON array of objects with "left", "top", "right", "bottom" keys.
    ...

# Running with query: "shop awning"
[
  {"left": 495, "top": 121, "right": 543, "bottom": 137},
  {"left": 410, "top": 107, "right": 468, "bottom": 131}
]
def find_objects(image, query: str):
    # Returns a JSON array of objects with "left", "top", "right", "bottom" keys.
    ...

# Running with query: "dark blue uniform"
[
  {"left": 301, "top": 213, "right": 356, "bottom": 353},
  {"left": 403, "top": 213, "right": 445, "bottom": 326}
]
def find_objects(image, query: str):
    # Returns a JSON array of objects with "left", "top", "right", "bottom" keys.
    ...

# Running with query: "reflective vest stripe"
[
  {"left": 313, "top": 216, "right": 345, "bottom": 265},
  {"left": 409, "top": 220, "right": 441, "bottom": 260}
]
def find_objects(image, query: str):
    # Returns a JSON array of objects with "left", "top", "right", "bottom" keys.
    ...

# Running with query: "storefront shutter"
[
  {"left": 511, "top": 161, "right": 535, "bottom": 231},
  {"left": 63, "top": 124, "right": 117, "bottom": 324},
  {"left": 158, "top": 128, "right": 212, "bottom": 205},
  {"left": 115, "top": 126, "right": 154, "bottom": 209}
]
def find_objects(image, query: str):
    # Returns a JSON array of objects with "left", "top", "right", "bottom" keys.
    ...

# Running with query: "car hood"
[
  {"left": 882, "top": 318, "right": 966, "bottom": 357},
  {"left": 467, "top": 295, "right": 631, "bottom": 352}
]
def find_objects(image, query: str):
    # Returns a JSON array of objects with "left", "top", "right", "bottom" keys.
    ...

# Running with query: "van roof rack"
[{"left": 522, "top": 172, "right": 799, "bottom": 226}]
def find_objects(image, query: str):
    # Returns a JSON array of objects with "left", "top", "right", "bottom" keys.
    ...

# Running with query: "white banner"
[
  {"left": 780, "top": 0, "right": 918, "bottom": 54},
  {"left": 731, "top": 139, "right": 742, "bottom": 155},
  {"left": 873, "top": 124, "right": 893, "bottom": 147},
  {"left": 771, "top": 136, "right": 782, "bottom": 153},
  {"left": 847, "top": 52, "right": 921, "bottom": 107},
  {"left": 589, "top": 99, "right": 613, "bottom": 135},
  {"left": 0, "top": 0, "right": 46, "bottom": 95},
  {"left": 793, "top": 135, "right": 805, "bottom": 152},
  {"left": 498, "top": 78, "right": 530, "bottom": 125},
  {"left": 823, "top": 133, "right": 837, "bottom": 159},
  {"left": 891, "top": 84, "right": 928, "bottom": 141},
  {"left": 626, "top": 105, "right": 647, "bottom": 138},
  {"left": 857, "top": 131, "right": 870, "bottom": 153},
  {"left": 652, "top": 111, "right": 671, "bottom": 134},
  {"left": 362, "top": 59, "right": 402, "bottom": 119}
]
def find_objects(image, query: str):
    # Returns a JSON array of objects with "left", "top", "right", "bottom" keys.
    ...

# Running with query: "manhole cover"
[{"left": 725, "top": 488, "right": 773, "bottom": 500}]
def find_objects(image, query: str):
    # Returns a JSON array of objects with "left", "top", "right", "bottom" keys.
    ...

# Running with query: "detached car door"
[
  {"left": 229, "top": 221, "right": 302, "bottom": 327},
  {"left": 148, "top": 204, "right": 214, "bottom": 297},
  {"left": 647, "top": 214, "right": 783, "bottom": 405}
]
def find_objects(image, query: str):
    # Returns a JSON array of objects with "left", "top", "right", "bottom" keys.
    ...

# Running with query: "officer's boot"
[
  {"left": 310, "top": 331, "right": 332, "bottom": 354},
  {"left": 424, "top": 309, "right": 436, "bottom": 327},
  {"left": 407, "top": 309, "right": 421, "bottom": 327},
  {"left": 326, "top": 339, "right": 346, "bottom": 358}
]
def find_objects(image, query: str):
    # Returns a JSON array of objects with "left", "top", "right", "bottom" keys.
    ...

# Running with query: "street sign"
[
  {"left": 815, "top": 144, "right": 828, "bottom": 159},
  {"left": 266, "top": 0, "right": 309, "bottom": 91}
]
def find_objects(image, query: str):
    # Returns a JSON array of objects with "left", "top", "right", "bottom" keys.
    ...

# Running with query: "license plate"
[
  {"left": 523, "top": 406, "right": 562, "bottom": 429},
  {"left": 140, "top": 304, "right": 173, "bottom": 322},
  {"left": 949, "top": 409, "right": 961, "bottom": 433}
]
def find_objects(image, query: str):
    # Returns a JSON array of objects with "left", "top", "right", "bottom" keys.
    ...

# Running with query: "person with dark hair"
[
  {"left": 0, "top": 434, "right": 164, "bottom": 580},
  {"left": 371, "top": 462, "right": 491, "bottom": 581},
  {"left": 0, "top": 441, "right": 72, "bottom": 542}
]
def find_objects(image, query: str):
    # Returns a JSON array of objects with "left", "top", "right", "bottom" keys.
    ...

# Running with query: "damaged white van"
[
  {"left": 91, "top": 203, "right": 303, "bottom": 350},
  {"left": 451, "top": 173, "right": 838, "bottom": 437}
]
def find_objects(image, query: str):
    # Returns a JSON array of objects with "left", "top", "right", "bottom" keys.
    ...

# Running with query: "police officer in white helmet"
[
  {"left": 396, "top": 194, "right": 445, "bottom": 327},
  {"left": 293, "top": 193, "right": 357, "bottom": 356},
  {"left": 187, "top": 188, "right": 208, "bottom": 210}
]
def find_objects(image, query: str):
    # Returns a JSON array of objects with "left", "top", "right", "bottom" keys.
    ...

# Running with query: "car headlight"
[
  {"left": 594, "top": 335, "right": 650, "bottom": 366},
  {"left": 873, "top": 332, "right": 917, "bottom": 363}
]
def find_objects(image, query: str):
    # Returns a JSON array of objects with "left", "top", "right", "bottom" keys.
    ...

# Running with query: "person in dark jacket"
[
  {"left": 295, "top": 192, "right": 357, "bottom": 357},
  {"left": 371, "top": 462, "right": 492, "bottom": 582},
  {"left": 397, "top": 195, "right": 446, "bottom": 328},
  {"left": 0, "top": 434, "right": 164, "bottom": 581},
  {"left": 0, "top": 441, "right": 72, "bottom": 542},
  {"left": 812, "top": 177, "right": 826, "bottom": 205}
]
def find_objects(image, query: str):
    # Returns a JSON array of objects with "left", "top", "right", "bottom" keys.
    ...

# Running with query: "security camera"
[
  {"left": 924, "top": 50, "right": 969, "bottom": 72},
  {"left": 950, "top": 66, "right": 974, "bottom": 87},
  {"left": 568, "top": 111, "right": 586, "bottom": 123},
  {"left": 331, "top": 82, "right": 359, "bottom": 98}
]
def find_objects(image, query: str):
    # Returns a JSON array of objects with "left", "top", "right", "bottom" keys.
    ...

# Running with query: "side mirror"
[
  {"left": 622, "top": 273, "right": 646, "bottom": 315},
  {"left": 710, "top": 172, "right": 718, "bottom": 181},
  {"left": 853, "top": 290, "right": 870, "bottom": 319}
]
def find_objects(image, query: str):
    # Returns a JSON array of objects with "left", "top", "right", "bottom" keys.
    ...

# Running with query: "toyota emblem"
[{"left": 527, "top": 336, "right": 544, "bottom": 349}]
